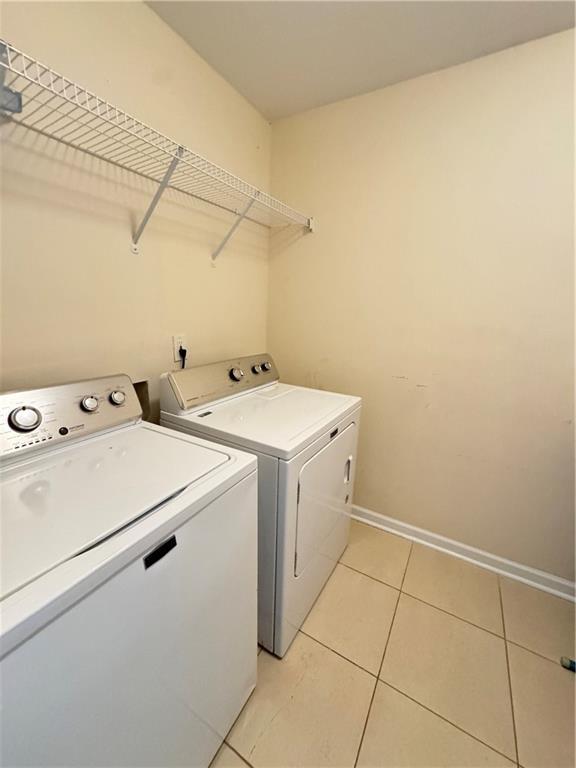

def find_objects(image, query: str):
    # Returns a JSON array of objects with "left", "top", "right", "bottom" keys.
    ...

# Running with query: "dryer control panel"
[
  {"left": 163, "top": 353, "right": 279, "bottom": 411},
  {"left": 0, "top": 375, "right": 142, "bottom": 459}
]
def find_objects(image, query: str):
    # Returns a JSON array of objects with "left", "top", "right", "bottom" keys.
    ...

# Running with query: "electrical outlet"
[{"left": 172, "top": 334, "right": 187, "bottom": 363}]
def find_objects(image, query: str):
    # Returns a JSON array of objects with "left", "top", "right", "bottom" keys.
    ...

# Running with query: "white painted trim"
[{"left": 352, "top": 504, "right": 575, "bottom": 602}]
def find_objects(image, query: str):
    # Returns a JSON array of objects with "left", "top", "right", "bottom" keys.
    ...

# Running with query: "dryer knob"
[
  {"left": 252, "top": 364, "right": 262, "bottom": 374},
  {"left": 109, "top": 390, "right": 126, "bottom": 406},
  {"left": 229, "top": 368, "right": 245, "bottom": 382},
  {"left": 81, "top": 396, "right": 99, "bottom": 413},
  {"left": 261, "top": 361, "right": 272, "bottom": 371},
  {"left": 8, "top": 406, "right": 42, "bottom": 432}
]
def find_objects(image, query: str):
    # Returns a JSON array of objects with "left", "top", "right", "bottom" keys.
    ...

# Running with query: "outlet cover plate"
[{"left": 172, "top": 334, "right": 187, "bottom": 363}]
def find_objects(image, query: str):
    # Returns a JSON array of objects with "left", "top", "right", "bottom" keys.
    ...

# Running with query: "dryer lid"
[
  {"left": 0, "top": 425, "right": 229, "bottom": 600},
  {"left": 173, "top": 383, "right": 361, "bottom": 460}
]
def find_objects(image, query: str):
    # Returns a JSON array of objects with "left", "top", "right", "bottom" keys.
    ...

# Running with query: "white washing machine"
[
  {"left": 160, "top": 354, "right": 361, "bottom": 657},
  {"left": 0, "top": 374, "right": 257, "bottom": 767}
]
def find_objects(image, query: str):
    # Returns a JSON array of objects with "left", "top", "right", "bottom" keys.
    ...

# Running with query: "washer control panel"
[
  {"left": 0, "top": 374, "right": 142, "bottom": 460},
  {"left": 165, "top": 353, "right": 279, "bottom": 411}
]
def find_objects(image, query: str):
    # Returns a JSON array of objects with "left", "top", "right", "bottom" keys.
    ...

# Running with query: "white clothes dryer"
[{"left": 160, "top": 354, "right": 361, "bottom": 657}]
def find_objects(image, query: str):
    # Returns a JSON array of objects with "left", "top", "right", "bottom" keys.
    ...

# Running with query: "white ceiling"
[{"left": 149, "top": 1, "right": 575, "bottom": 120}]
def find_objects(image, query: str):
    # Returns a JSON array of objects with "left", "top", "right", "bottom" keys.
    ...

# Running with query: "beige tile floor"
[{"left": 214, "top": 521, "right": 575, "bottom": 768}]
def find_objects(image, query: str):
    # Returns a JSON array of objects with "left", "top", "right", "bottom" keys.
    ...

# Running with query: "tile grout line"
[
  {"left": 343, "top": 553, "right": 567, "bottom": 666},
  {"left": 236, "top": 528, "right": 540, "bottom": 767},
  {"left": 380, "top": 541, "right": 413, "bottom": 676},
  {"left": 307, "top": 568, "right": 552, "bottom": 729},
  {"left": 498, "top": 575, "right": 520, "bottom": 766},
  {"left": 339, "top": 559, "right": 404, "bottom": 591},
  {"left": 320, "top": 535, "right": 553, "bottom": 768},
  {"left": 231, "top": 568, "right": 519, "bottom": 767},
  {"left": 361, "top": 542, "right": 514, "bottom": 762},
  {"left": 352, "top": 675, "right": 378, "bottom": 768},
  {"left": 299, "top": 629, "right": 378, "bottom": 678},
  {"left": 380, "top": 679, "right": 518, "bottom": 764},
  {"left": 307, "top": 591, "right": 519, "bottom": 765},
  {"left": 353, "top": 542, "right": 414, "bottom": 768},
  {"left": 400, "top": 589, "right": 505, "bottom": 639},
  {"left": 223, "top": 740, "right": 255, "bottom": 768},
  {"left": 506, "top": 638, "right": 568, "bottom": 666}
]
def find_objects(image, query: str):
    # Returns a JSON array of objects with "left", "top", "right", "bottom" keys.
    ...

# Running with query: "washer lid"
[
  {"left": 0, "top": 425, "right": 229, "bottom": 600},
  {"left": 172, "top": 383, "right": 361, "bottom": 459}
]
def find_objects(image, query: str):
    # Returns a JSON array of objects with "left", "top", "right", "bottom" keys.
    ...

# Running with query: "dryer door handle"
[{"left": 344, "top": 456, "right": 353, "bottom": 484}]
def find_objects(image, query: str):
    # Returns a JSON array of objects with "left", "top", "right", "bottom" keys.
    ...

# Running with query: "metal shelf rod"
[
  {"left": 211, "top": 194, "right": 258, "bottom": 263},
  {"left": 131, "top": 146, "right": 184, "bottom": 254}
]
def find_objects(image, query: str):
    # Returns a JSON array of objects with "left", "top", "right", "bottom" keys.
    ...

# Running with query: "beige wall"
[
  {"left": 0, "top": 1, "right": 271, "bottom": 416},
  {"left": 269, "top": 31, "right": 575, "bottom": 580},
  {"left": 1, "top": 7, "right": 573, "bottom": 580}
]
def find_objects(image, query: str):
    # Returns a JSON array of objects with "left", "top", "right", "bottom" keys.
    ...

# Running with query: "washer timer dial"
[{"left": 8, "top": 406, "right": 42, "bottom": 432}]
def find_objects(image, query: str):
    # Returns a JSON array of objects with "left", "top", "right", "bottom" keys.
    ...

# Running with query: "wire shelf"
[{"left": 0, "top": 39, "right": 313, "bottom": 250}]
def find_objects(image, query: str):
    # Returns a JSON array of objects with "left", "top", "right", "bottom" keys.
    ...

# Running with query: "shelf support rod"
[
  {"left": 211, "top": 193, "right": 259, "bottom": 263},
  {"left": 131, "top": 145, "right": 184, "bottom": 254}
]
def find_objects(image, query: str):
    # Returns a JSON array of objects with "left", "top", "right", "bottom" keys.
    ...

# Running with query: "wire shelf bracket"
[
  {"left": 0, "top": 39, "right": 314, "bottom": 259},
  {"left": 211, "top": 192, "right": 258, "bottom": 263},
  {"left": 131, "top": 145, "right": 184, "bottom": 255}
]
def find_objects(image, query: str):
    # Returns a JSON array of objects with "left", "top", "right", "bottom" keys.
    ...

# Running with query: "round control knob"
[
  {"left": 252, "top": 364, "right": 262, "bottom": 374},
  {"left": 261, "top": 361, "right": 272, "bottom": 371},
  {"left": 80, "top": 395, "right": 99, "bottom": 413},
  {"left": 229, "top": 368, "right": 245, "bottom": 382},
  {"left": 109, "top": 390, "right": 126, "bottom": 406},
  {"left": 8, "top": 406, "right": 42, "bottom": 432}
]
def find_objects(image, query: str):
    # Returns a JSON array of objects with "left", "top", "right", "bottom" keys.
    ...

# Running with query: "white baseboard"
[{"left": 352, "top": 504, "right": 575, "bottom": 602}]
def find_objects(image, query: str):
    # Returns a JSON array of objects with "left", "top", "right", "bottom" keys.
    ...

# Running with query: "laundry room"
[{"left": 0, "top": 2, "right": 574, "bottom": 767}]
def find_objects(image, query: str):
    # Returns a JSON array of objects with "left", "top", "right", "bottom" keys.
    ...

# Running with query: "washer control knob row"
[
  {"left": 229, "top": 368, "right": 245, "bottom": 382},
  {"left": 262, "top": 361, "right": 272, "bottom": 371},
  {"left": 80, "top": 395, "right": 99, "bottom": 413},
  {"left": 8, "top": 406, "right": 42, "bottom": 432},
  {"left": 109, "top": 390, "right": 126, "bottom": 406}
]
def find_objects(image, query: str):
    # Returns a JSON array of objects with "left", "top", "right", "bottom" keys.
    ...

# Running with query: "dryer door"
[{"left": 294, "top": 422, "right": 356, "bottom": 577}]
